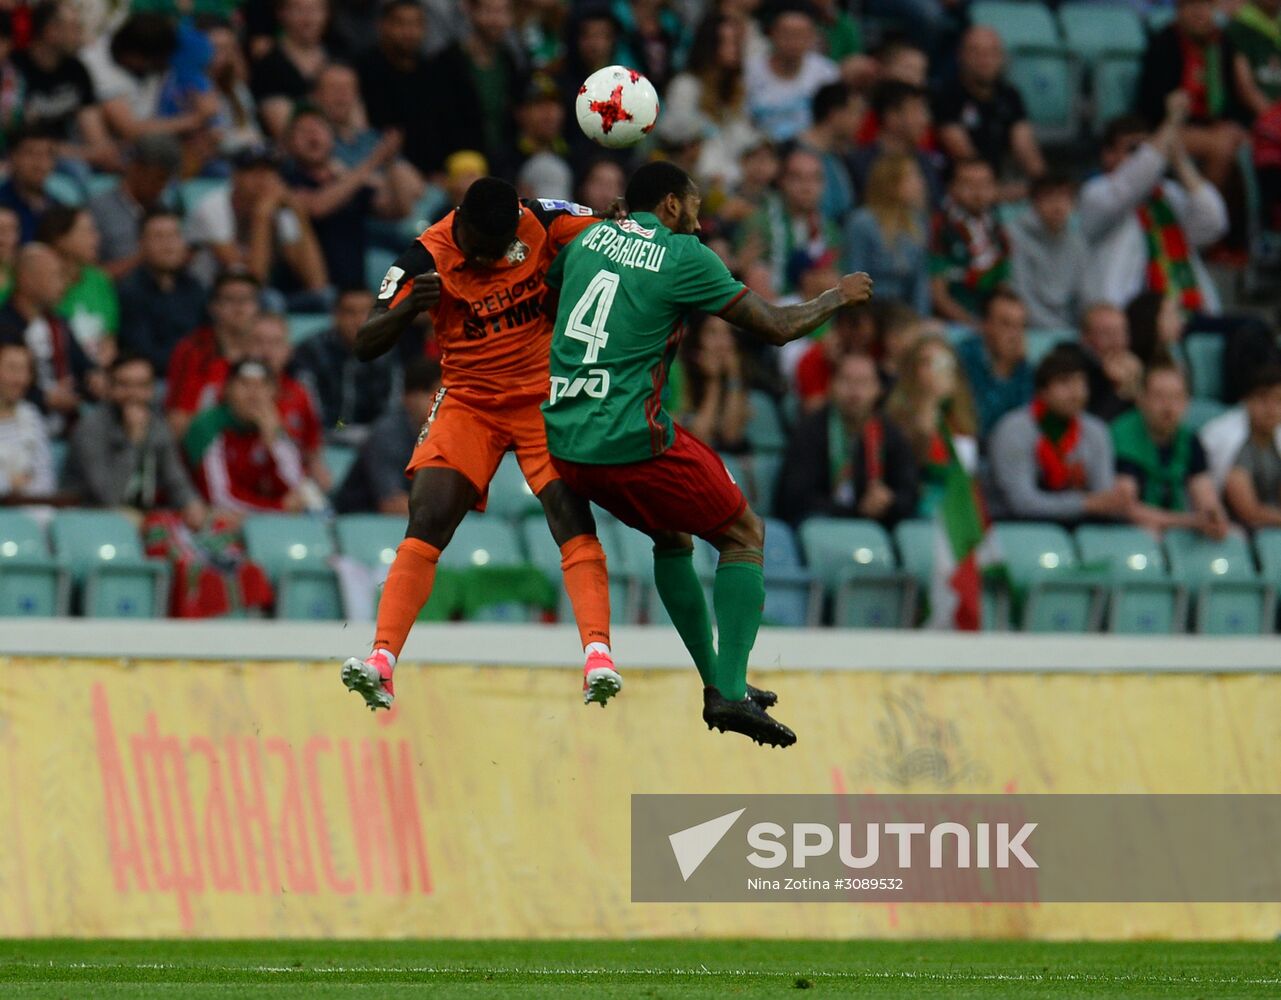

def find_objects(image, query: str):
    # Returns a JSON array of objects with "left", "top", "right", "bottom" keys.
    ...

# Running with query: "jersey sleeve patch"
[
  {"left": 536, "top": 198, "right": 594, "bottom": 216},
  {"left": 378, "top": 242, "right": 436, "bottom": 306}
]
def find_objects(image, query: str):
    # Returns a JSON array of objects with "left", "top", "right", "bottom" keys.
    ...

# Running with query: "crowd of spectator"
[{"left": 1, "top": 0, "right": 1281, "bottom": 609}]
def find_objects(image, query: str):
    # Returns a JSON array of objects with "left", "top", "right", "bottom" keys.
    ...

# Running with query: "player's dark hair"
[
  {"left": 35, "top": 205, "right": 85, "bottom": 246},
  {"left": 624, "top": 161, "right": 695, "bottom": 214},
  {"left": 946, "top": 156, "right": 994, "bottom": 185},
  {"left": 457, "top": 177, "right": 520, "bottom": 239},
  {"left": 404, "top": 358, "right": 443, "bottom": 395},
  {"left": 871, "top": 79, "right": 925, "bottom": 118},
  {"left": 810, "top": 82, "right": 851, "bottom": 125},
  {"left": 140, "top": 206, "right": 183, "bottom": 230},
  {"left": 1030, "top": 170, "right": 1075, "bottom": 200},
  {"left": 1102, "top": 114, "right": 1149, "bottom": 151},
  {"left": 1246, "top": 364, "right": 1281, "bottom": 397},
  {"left": 212, "top": 270, "right": 261, "bottom": 296},
  {"left": 30, "top": 1, "right": 63, "bottom": 40},
  {"left": 378, "top": 0, "right": 420, "bottom": 18},
  {"left": 983, "top": 286, "right": 1024, "bottom": 319},
  {"left": 1035, "top": 344, "right": 1089, "bottom": 391},
  {"left": 110, "top": 352, "right": 156, "bottom": 377}
]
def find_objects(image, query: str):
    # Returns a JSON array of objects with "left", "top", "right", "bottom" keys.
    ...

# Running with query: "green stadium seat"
[
  {"left": 49, "top": 510, "right": 168, "bottom": 617},
  {"left": 288, "top": 313, "right": 331, "bottom": 344},
  {"left": 612, "top": 518, "right": 716, "bottom": 625},
  {"left": 761, "top": 518, "right": 821, "bottom": 626},
  {"left": 242, "top": 514, "right": 342, "bottom": 620},
  {"left": 992, "top": 522, "right": 1105, "bottom": 632},
  {"left": 1249, "top": 530, "right": 1281, "bottom": 621},
  {"left": 1183, "top": 333, "right": 1224, "bottom": 401},
  {"left": 435, "top": 516, "right": 545, "bottom": 621},
  {"left": 86, "top": 173, "right": 120, "bottom": 199},
  {"left": 1007, "top": 53, "right": 1079, "bottom": 144},
  {"left": 179, "top": 178, "right": 227, "bottom": 214},
  {"left": 1184, "top": 398, "right": 1227, "bottom": 433},
  {"left": 0, "top": 510, "right": 68, "bottom": 616},
  {"left": 520, "top": 513, "right": 637, "bottom": 625},
  {"left": 487, "top": 452, "right": 543, "bottom": 521},
  {"left": 1091, "top": 56, "right": 1142, "bottom": 133},
  {"left": 971, "top": 0, "right": 1062, "bottom": 52},
  {"left": 893, "top": 518, "right": 1009, "bottom": 629},
  {"left": 324, "top": 444, "right": 357, "bottom": 492},
  {"left": 1075, "top": 525, "right": 1186, "bottom": 633},
  {"left": 745, "top": 391, "right": 786, "bottom": 453},
  {"left": 335, "top": 513, "right": 403, "bottom": 569},
  {"left": 1164, "top": 528, "right": 1272, "bottom": 634},
  {"left": 48, "top": 440, "right": 67, "bottom": 479},
  {"left": 1026, "top": 329, "right": 1073, "bottom": 365},
  {"left": 799, "top": 518, "right": 916, "bottom": 628},
  {"left": 44, "top": 173, "right": 85, "bottom": 206},
  {"left": 366, "top": 248, "right": 398, "bottom": 293},
  {"left": 720, "top": 452, "right": 780, "bottom": 520},
  {"left": 1058, "top": 4, "right": 1146, "bottom": 65}
]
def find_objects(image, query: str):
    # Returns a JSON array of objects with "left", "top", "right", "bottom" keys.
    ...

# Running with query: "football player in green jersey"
[{"left": 543, "top": 162, "right": 873, "bottom": 747}]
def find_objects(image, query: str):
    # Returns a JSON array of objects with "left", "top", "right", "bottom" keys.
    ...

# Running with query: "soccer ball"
[{"left": 575, "top": 65, "right": 660, "bottom": 149}]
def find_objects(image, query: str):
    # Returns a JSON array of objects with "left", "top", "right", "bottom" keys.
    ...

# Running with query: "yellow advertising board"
[{"left": 1, "top": 656, "right": 1279, "bottom": 939}]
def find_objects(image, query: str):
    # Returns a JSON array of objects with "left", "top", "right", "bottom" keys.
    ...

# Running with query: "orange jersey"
[{"left": 382, "top": 199, "right": 600, "bottom": 400}]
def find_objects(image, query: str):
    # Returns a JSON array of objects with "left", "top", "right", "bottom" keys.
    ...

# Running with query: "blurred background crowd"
[{"left": 4, "top": 0, "right": 1281, "bottom": 625}]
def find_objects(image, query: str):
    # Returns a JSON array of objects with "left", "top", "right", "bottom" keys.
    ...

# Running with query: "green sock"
[
  {"left": 652, "top": 547, "right": 716, "bottom": 686},
  {"left": 713, "top": 556, "right": 765, "bottom": 701}
]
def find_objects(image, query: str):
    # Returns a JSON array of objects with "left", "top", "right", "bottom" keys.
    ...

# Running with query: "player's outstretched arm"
[
  {"left": 354, "top": 272, "right": 441, "bottom": 362},
  {"left": 721, "top": 272, "right": 873, "bottom": 347}
]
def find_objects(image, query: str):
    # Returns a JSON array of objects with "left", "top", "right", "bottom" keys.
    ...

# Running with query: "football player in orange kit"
[{"left": 340, "top": 178, "right": 616, "bottom": 712}]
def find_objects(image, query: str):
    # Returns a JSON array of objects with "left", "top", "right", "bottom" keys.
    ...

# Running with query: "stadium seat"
[
  {"left": 241, "top": 514, "right": 342, "bottom": 620},
  {"left": 288, "top": 313, "right": 331, "bottom": 344},
  {"left": 335, "top": 513, "right": 403, "bottom": 569},
  {"left": 365, "top": 248, "right": 398, "bottom": 292},
  {"left": 720, "top": 452, "right": 780, "bottom": 520},
  {"left": 1075, "top": 525, "right": 1186, "bottom": 633},
  {"left": 992, "top": 522, "right": 1105, "bottom": 632},
  {"left": 745, "top": 391, "right": 787, "bottom": 453},
  {"left": 437, "top": 516, "right": 544, "bottom": 622},
  {"left": 1249, "top": 530, "right": 1281, "bottom": 619},
  {"left": 85, "top": 173, "right": 120, "bottom": 199},
  {"left": 611, "top": 518, "right": 715, "bottom": 624},
  {"left": 323, "top": 444, "right": 357, "bottom": 492},
  {"left": 44, "top": 173, "right": 85, "bottom": 206},
  {"left": 893, "top": 518, "right": 1010, "bottom": 629},
  {"left": 520, "top": 513, "right": 637, "bottom": 625},
  {"left": 1164, "top": 528, "right": 1273, "bottom": 634},
  {"left": 0, "top": 510, "right": 69, "bottom": 616},
  {"left": 761, "top": 518, "right": 821, "bottom": 626},
  {"left": 1007, "top": 52, "right": 1079, "bottom": 144},
  {"left": 49, "top": 510, "right": 168, "bottom": 618},
  {"left": 1026, "top": 329, "right": 1073, "bottom": 365},
  {"left": 1183, "top": 398, "right": 1227, "bottom": 433},
  {"left": 486, "top": 452, "right": 542, "bottom": 521},
  {"left": 971, "top": 1, "right": 1062, "bottom": 52},
  {"left": 48, "top": 440, "right": 67, "bottom": 479},
  {"left": 1183, "top": 333, "right": 1224, "bottom": 401},
  {"left": 798, "top": 518, "right": 916, "bottom": 628},
  {"left": 1058, "top": 3, "right": 1146, "bottom": 65},
  {"left": 179, "top": 178, "right": 226, "bottom": 214},
  {"left": 1090, "top": 56, "right": 1142, "bottom": 133}
]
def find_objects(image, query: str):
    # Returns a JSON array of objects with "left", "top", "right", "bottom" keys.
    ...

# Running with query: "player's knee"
[
  {"left": 405, "top": 497, "right": 458, "bottom": 548},
  {"left": 539, "top": 480, "right": 595, "bottom": 545}
]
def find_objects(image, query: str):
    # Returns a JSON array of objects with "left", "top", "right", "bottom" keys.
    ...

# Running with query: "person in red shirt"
[
  {"left": 183, "top": 358, "right": 309, "bottom": 513},
  {"left": 165, "top": 271, "right": 260, "bottom": 438},
  {"left": 341, "top": 178, "right": 615, "bottom": 713},
  {"left": 247, "top": 311, "right": 329, "bottom": 490}
]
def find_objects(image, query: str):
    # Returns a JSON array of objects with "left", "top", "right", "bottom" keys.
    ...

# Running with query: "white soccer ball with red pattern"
[{"left": 575, "top": 65, "right": 660, "bottom": 149}]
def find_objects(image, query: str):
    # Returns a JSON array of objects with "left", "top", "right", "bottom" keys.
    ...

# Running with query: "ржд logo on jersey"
[
  {"left": 505, "top": 239, "right": 529, "bottom": 264},
  {"left": 549, "top": 368, "right": 610, "bottom": 404}
]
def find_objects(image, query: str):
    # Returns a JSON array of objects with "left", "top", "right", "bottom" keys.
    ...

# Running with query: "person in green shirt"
[
  {"left": 544, "top": 161, "right": 873, "bottom": 748},
  {"left": 37, "top": 205, "right": 119, "bottom": 365}
]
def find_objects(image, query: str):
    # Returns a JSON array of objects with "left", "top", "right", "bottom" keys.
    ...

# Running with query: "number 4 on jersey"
[{"left": 564, "top": 269, "right": 619, "bottom": 363}]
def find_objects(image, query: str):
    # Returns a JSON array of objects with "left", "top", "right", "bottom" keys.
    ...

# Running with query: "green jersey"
[{"left": 542, "top": 212, "right": 746, "bottom": 464}]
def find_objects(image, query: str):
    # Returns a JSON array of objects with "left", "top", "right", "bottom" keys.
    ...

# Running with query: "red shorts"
[
  {"left": 406, "top": 386, "right": 557, "bottom": 511},
  {"left": 551, "top": 426, "right": 747, "bottom": 539}
]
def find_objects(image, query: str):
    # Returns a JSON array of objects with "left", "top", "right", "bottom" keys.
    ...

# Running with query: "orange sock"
[
  {"left": 560, "top": 534, "right": 611, "bottom": 650},
  {"left": 373, "top": 538, "right": 441, "bottom": 659}
]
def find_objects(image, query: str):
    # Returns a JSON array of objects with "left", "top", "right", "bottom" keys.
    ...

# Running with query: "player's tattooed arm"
[
  {"left": 721, "top": 272, "right": 874, "bottom": 346},
  {"left": 355, "top": 244, "right": 439, "bottom": 362}
]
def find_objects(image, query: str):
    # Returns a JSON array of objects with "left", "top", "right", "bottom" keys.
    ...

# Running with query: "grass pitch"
[{"left": 1, "top": 939, "right": 1278, "bottom": 998}]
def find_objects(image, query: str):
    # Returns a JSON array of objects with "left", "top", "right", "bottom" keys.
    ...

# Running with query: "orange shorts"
[{"left": 406, "top": 386, "right": 557, "bottom": 511}]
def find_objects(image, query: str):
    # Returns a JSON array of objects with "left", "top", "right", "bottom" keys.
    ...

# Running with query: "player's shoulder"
[{"left": 522, "top": 197, "right": 597, "bottom": 229}]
